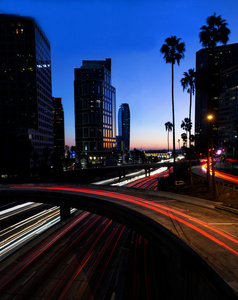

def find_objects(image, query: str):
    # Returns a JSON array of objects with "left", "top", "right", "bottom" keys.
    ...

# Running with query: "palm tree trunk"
[
  {"left": 189, "top": 89, "right": 193, "bottom": 185},
  {"left": 168, "top": 130, "right": 169, "bottom": 153},
  {"left": 172, "top": 62, "right": 176, "bottom": 185}
]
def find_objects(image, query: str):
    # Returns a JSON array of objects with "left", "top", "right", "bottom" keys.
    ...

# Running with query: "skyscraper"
[
  {"left": 53, "top": 97, "right": 65, "bottom": 159},
  {"left": 117, "top": 103, "right": 130, "bottom": 153},
  {"left": 0, "top": 14, "right": 54, "bottom": 176},
  {"left": 195, "top": 43, "right": 238, "bottom": 158},
  {"left": 74, "top": 58, "right": 116, "bottom": 168}
]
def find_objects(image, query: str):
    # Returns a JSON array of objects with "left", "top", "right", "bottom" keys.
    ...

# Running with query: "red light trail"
[
  {"left": 11, "top": 186, "right": 238, "bottom": 256},
  {"left": 202, "top": 163, "right": 238, "bottom": 184}
]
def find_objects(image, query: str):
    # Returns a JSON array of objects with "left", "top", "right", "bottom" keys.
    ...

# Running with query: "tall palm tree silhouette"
[
  {"left": 181, "top": 69, "right": 196, "bottom": 185},
  {"left": 161, "top": 36, "right": 185, "bottom": 184}
]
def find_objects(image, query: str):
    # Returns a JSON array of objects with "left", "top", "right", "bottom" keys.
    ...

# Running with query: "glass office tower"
[
  {"left": 0, "top": 14, "right": 53, "bottom": 176},
  {"left": 74, "top": 58, "right": 116, "bottom": 168},
  {"left": 53, "top": 97, "right": 65, "bottom": 159},
  {"left": 118, "top": 103, "right": 130, "bottom": 153}
]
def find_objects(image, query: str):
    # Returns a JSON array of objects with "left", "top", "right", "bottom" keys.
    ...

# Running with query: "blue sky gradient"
[{"left": 1, "top": 0, "right": 237, "bottom": 149}]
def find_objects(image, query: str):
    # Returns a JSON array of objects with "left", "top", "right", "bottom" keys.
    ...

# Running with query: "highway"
[
  {"left": 1, "top": 163, "right": 238, "bottom": 299},
  {"left": 0, "top": 201, "right": 79, "bottom": 261},
  {"left": 1, "top": 184, "right": 238, "bottom": 298},
  {"left": 0, "top": 208, "right": 164, "bottom": 299}
]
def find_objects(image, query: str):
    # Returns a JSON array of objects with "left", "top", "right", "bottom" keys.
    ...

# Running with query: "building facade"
[
  {"left": 195, "top": 43, "right": 238, "bottom": 158},
  {"left": 53, "top": 97, "right": 65, "bottom": 159},
  {"left": 117, "top": 103, "right": 130, "bottom": 153},
  {"left": 0, "top": 14, "right": 54, "bottom": 176},
  {"left": 74, "top": 58, "right": 116, "bottom": 168}
]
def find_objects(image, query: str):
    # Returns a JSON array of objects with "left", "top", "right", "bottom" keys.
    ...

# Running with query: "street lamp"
[{"left": 207, "top": 114, "right": 218, "bottom": 198}]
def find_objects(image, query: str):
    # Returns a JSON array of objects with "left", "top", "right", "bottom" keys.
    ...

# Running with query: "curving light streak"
[
  {"left": 10, "top": 186, "right": 238, "bottom": 256},
  {"left": 202, "top": 163, "right": 238, "bottom": 184}
]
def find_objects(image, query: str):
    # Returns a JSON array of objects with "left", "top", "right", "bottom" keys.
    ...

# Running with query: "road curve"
[{"left": 1, "top": 184, "right": 238, "bottom": 299}]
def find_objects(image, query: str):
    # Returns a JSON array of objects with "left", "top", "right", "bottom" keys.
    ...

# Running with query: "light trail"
[
  {"left": 58, "top": 219, "right": 113, "bottom": 299},
  {"left": 0, "top": 207, "right": 60, "bottom": 260},
  {"left": 0, "top": 202, "right": 41, "bottom": 220},
  {"left": 0, "top": 211, "right": 91, "bottom": 291},
  {"left": 202, "top": 163, "right": 238, "bottom": 184},
  {"left": 126, "top": 168, "right": 169, "bottom": 189},
  {"left": 80, "top": 223, "right": 125, "bottom": 300},
  {"left": 111, "top": 166, "right": 168, "bottom": 187},
  {"left": 10, "top": 186, "right": 238, "bottom": 256},
  {"left": 44, "top": 214, "right": 102, "bottom": 299}
]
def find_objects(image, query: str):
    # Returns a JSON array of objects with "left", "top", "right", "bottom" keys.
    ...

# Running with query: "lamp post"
[{"left": 207, "top": 114, "right": 218, "bottom": 199}]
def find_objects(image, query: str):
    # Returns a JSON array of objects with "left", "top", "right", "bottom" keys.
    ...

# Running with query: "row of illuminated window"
[
  {"left": 79, "top": 141, "right": 115, "bottom": 152},
  {"left": 76, "top": 127, "right": 113, "bottom": 139}
]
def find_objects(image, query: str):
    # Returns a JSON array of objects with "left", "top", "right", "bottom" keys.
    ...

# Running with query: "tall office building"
[
  {"left": 0, "top": 14, "right": 54, "bottom": 176},
  {"left": 53, "top": 97, "right": 65, "bottom": 159},
  {"left": 117, "top": 103, "right": 130, "bottom": 153},
  {"left": 195, "top": 43, "right": 238, "bottom": 157},
  {"left": 74, "top": 58, "right": 116, "bottom": 168}
]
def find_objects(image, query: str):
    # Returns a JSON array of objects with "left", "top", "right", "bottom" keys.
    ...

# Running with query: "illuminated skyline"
[{"left": 1, "top": 0, "right": 238, "bottom": 149}]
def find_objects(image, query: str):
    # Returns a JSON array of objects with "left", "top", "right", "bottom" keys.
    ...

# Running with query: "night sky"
[{"left": 1, "top": 0, "right": 238, "bottom": 149}]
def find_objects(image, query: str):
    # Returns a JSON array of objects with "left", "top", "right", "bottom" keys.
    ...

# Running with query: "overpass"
[
  {"left": 1, "top": 184, "right": 238, "bottom": 299},
  {"left": 61, "top": 162, "right": 173, "bottom": 183}
]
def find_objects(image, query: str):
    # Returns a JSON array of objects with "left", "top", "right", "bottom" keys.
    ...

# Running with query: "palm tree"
[
  {"left": 181, "top": 118, "right": 192, "bottom": 147},
  {"left": 165, "top": 121, "right": 173, "bottom": 153},
  {"left": 199, "top": 13, "right": 230, "bottom": 198},
  {"left": 181, "top": 69, "right": 196, "bottom": 185},
  {"left": 181, "top": 133, "right": 187, "bottom": 148},
  {"left": 199, "top": 13, "right": 230, "bottom": 49},
  {"left": 161, "top": 36, "right": 185, "bottom": 184}
]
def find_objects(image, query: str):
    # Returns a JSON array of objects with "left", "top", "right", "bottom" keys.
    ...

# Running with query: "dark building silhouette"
[
  {"left": 117, "top": 103, "right": 130, "bottom": 153},
  {"left": 74, "top": 58, "right": 116, "bottom": 168},
  {"left": 0, "top": 14, "right": 53, "bottom": 177},
  {"left": 53, "top": 97, "right": 65, "bottom": 159},
  {"left": 195, "top": 43, "right": 238, "bottom": 158}
]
